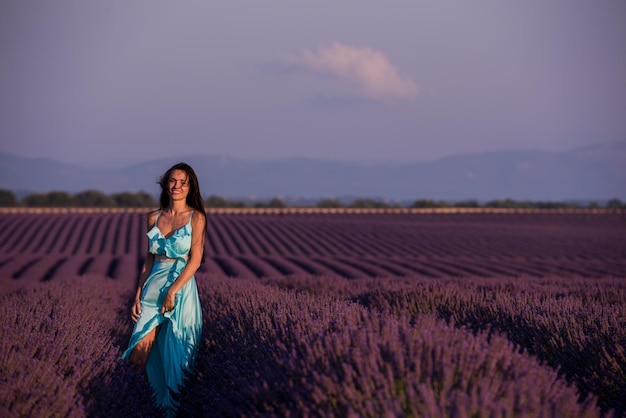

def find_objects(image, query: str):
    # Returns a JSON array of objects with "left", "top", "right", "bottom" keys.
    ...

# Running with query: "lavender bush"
[
  {"left": 1, "top": 273, "right": 612, "bottom": 417},
  {"left": 178, "top": 275, "right": 606, "bottom": 417},
  {"left": 0, "top": 275, "right": 162, "bottom": 417},
  {"left": 0, "top": 211, "right": 624, "bottom": 416},
  {"left": 264, "top": 274, "right": 626, "bottom": 416}
]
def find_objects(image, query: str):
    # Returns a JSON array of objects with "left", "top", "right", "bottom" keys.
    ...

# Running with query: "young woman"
[{"left": 122, "top": 162, "right": 206, "bottom": 416}]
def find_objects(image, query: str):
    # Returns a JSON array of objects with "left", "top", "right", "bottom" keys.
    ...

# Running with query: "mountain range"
[{"left": 1, "top": 141, "right": 625, "bottom": 201}]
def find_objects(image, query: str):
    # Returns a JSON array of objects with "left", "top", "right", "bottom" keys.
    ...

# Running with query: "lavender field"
[{"left": 1, "top": 209, "right": 625, "bottom": 417}]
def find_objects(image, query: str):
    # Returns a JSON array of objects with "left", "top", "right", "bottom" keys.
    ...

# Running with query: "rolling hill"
[{"left": 1, "top": 141, "right": 624, "bottom": 200}]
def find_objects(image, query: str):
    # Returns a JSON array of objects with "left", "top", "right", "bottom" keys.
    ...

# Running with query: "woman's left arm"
[{"left": 161, "top": 211, "right": 206, "bottom": 313}]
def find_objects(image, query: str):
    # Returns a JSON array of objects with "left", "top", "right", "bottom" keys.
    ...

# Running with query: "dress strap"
[
  {"left": 154, "top": 210, "right": 160, "bottom": 225},
  {"left": 189, "top": 210, "right": 195, "bottom": 223}
]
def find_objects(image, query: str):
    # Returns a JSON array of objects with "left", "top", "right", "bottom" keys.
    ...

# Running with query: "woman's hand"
[
  {"left": 161, "top": 290, "right": 176, "bottom": 314},
  {"left": 131, "top": 299, "right": 142, "bottom": 323}
]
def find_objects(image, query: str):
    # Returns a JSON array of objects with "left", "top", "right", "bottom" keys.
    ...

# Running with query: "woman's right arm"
[{"left": 131, "top": 211, "right": 157, "bottom": 323}]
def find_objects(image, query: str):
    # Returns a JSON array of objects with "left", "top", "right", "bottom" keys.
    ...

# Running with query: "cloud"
[{"left": 287, "top": 43, "right": 418, "bottom": 101}]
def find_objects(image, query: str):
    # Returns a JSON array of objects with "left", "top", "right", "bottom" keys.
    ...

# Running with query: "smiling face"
[{"left": 167, "top": 169, "right": 190, "bottom": 203}]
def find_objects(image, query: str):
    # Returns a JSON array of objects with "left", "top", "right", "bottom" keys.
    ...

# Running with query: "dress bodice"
[{"left": 146, "top": 210, "right": 193, "bottom": 259}]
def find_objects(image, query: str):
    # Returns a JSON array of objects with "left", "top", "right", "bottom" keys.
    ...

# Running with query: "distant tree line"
[
  {"left": 0, "top": 189, "right": 157, "bottom": 208},
  {"left": 0, "top": 189, "right": 624, "bottom": 209},
  {"left": 198, "top": 195, "right": 626, "bottom": 210},
  {"left": 409, "top": 198, "right": 626, "bottom": 210}
]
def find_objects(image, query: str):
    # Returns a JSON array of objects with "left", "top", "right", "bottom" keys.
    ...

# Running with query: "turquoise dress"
[{"left": 122, "top": 210, "right": 202, "bottom": 416}]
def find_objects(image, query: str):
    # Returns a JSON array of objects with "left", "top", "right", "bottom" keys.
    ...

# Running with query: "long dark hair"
[{"left": 157, "top": 162, "right": 207, "bottom": 261}]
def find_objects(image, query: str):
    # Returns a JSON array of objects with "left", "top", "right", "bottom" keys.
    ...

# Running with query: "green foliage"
[
  {"left": 205, "top": 195, "right": 248, "bottom": 208},
  {"left": 410, "top": 199, "right": 448, "bottom": 208},
  {"left": 23, "top": 191, "right": 75, "bottom": 207},
  {"left": 249, "top": 198, "right": 286, "bottom": 208},
  {"left": 317, "top": 198, "right": 344, "bottom": 208},
  {"left": 453, "top": 199, "right": 480, "bottom": 208},
  {"left": 606, "top": 198, "right": 624, "bottom": 209},
  {"left": 484, "top": 199, "right": 531, "bottom": 209},
  {"left": 75, "top": 190, "right": 114, "bottom": 207},
  {"left": 349, "top": 199, "right": 390, "bottom": 209},
  {"left": 205, "top": 195, "right": 230, "bottom": 208},
  {"left": 0, "top": 189, "right": 17, "bottom": 207},
  {"left": 6, "top": 188, "right": 625, "bottom": 209},
  {"left": 484, "top": 199, "right": 588, "bottom": 209},
  {"left": 111, "top": 191, "right": 156, "bottom": 208},
  {"left": 268, "top": 198, "right": 286, "bottom": 208},
  {"left": 19, "top": 190, "right": 155, "bottom": 208},
  {"left": 534, "top": 201, "right": 582, "bottom": 209},
  {"left": 228, "top": 200, "right": 248, "bottom": 208}
]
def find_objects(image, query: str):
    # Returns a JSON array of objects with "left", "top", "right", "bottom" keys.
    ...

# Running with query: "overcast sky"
[{"left": 1, "top": 1, "right": 625, "bottom": 166}]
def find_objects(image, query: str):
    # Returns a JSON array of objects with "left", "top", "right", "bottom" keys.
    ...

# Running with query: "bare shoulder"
[
  {"left": 146, "top": 210, "right": 158, "bottom": 230},
  {"left": 191, "top": 210, "right": 207, "bottom": 227}
]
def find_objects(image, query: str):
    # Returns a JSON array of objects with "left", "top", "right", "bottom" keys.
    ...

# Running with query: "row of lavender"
[
  {"left": 1, "top": 212, "right": 625, "bottom": 286},
  {"left": 2, "top": 212, "right": 624, "bottom": 258},
  {"left": 262, "top": 274, "right": 626, "bottom": 416},
  {"left": 4, "top": 252, "right": 625, "bottom": 292},
  {"left": 12, "top": 250, "right": 612, "bottom": 291},
  {"left": 1, "top": 273, "right": 620, "bottom": 417},
  {"left": 1, "top": 211, "right": 624, "bottom": 415}
]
